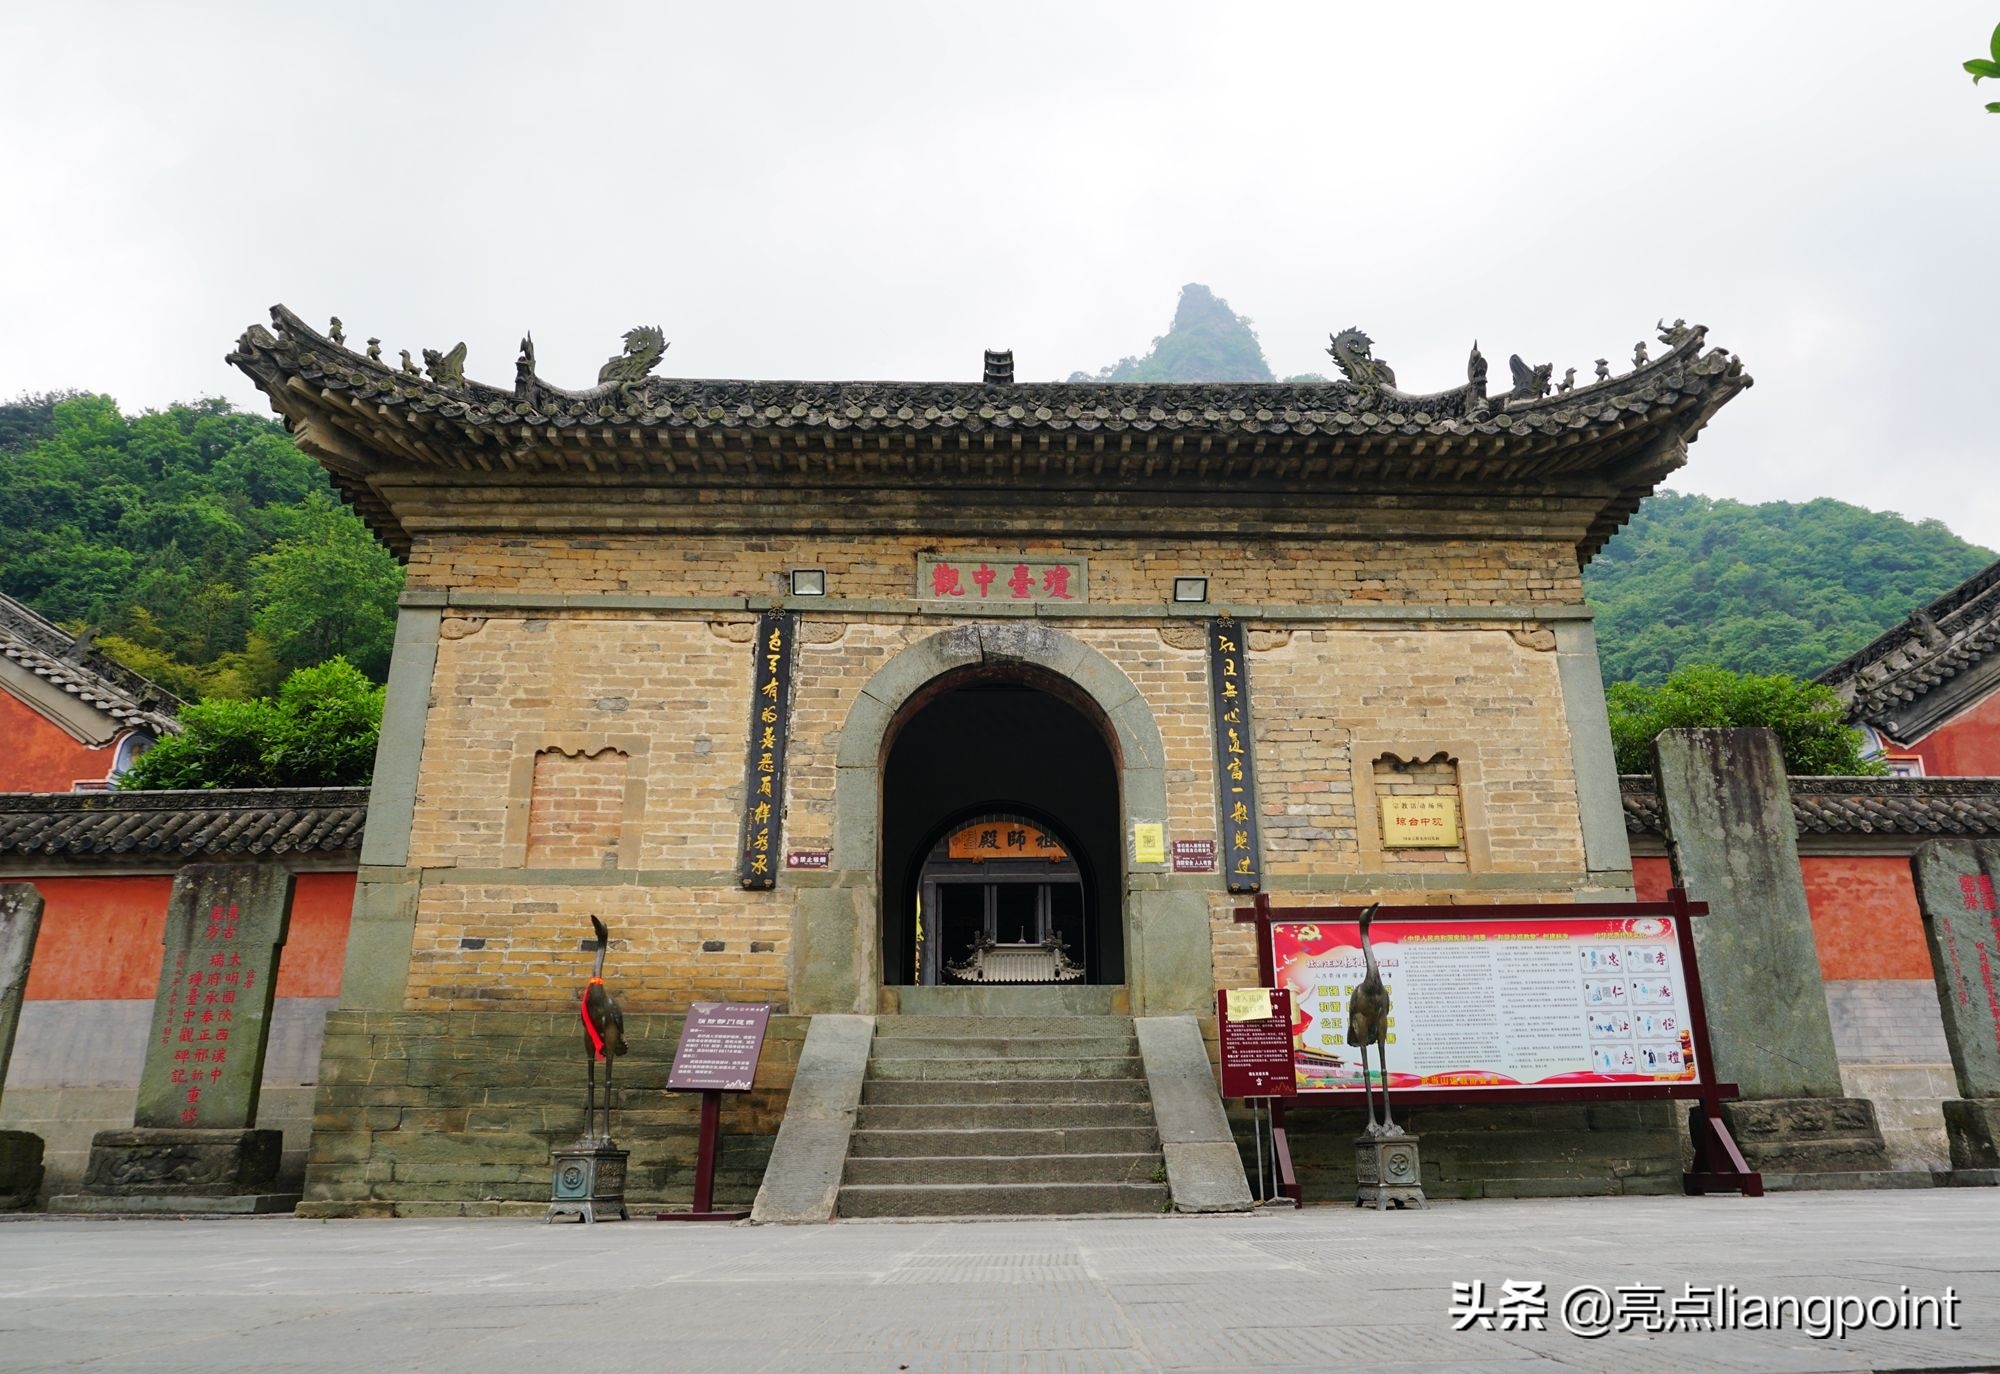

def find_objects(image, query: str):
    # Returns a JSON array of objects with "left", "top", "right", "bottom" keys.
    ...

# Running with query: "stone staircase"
[{"left": 836, "top": 1012, "right": 1170, "bottom": 1218}]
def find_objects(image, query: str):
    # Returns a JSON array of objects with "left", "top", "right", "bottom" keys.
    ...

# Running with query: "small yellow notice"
[
  {"left": 1225, "top": 987, "right": 1273, "bottom": 1022},
  {"left": 1380, "top": 795, "right": 1461, "bottom": 848},
  {"left": 1132, "top": 822, "right": 1166, "bottom": 865}
]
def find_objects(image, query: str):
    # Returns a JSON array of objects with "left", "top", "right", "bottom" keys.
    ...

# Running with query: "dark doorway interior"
[{"left": 881, "top": 679, "right": 1122, "bottom": 985}]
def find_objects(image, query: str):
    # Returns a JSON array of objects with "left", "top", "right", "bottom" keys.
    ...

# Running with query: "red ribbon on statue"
[{"left": 581, "top": 977, "right": 607, "bottom": 1061}]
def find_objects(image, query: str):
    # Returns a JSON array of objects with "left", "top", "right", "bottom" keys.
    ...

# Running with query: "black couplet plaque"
[
  {"left": 737, "top": 612, "right": 796, "bottom": 890},
  {"left": 1208, "top": 617, "right": 1263, "bottom": 893}
]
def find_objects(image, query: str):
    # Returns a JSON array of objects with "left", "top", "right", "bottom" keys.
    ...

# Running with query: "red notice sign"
[
  {"left": 668, "top": 1002, "right": 771, "bottom": 1093},
  {"left": 1217, "top": 987, "right": 1296, "bottom": 1098}
]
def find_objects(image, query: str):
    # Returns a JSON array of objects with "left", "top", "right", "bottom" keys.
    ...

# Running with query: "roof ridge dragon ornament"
[
  {"left": 1326, "top": 328, "right": 1396, "bottom": 396},
  {"left": 597, "top": 326, "right": 669, "bottom": 407}
]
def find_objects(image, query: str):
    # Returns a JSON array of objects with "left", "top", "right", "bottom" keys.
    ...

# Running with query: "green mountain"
[
  {"left": 0, "top": 391, "right": 403, "bottom": 700},
  {"left": 1585, "top": 491, "right": 1995, "bottom": 685},
  {"left": 1068, "top": 283, "right": 1287, "bottom": 384}
]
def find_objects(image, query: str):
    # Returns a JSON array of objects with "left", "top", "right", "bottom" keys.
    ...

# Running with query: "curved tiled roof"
[
  {"left": 0, "top": 788, "right": 367, "bottom": 859},
  {"left": 228, "top": 306, "right": 1751, "bottom": 563},
  {"left": 1620, "top": 775, "right": 2000, "bottom": 838},
  {"left": 1813, "top": 559, "right": 2000, "bottom": 742},
  {"left": 0, "top": 593, "right": 179, "bottom": 739}
]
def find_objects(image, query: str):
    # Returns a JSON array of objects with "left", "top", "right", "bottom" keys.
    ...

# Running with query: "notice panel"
[
  {"left": 1218, "top": 987, "right": 1296, "bottom": 1098},
  {"left": 668, "top": 1002, "right": 771, "bottom": 1092},
  {"left": 1272, "top": 916, "right": 1701, "bottom": 1095}
]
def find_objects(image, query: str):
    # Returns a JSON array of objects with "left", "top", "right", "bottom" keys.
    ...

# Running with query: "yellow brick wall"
[
  {"left": 406, "top": 533, "right": 1583, "bottom": 607},
  {"left": 397, "top": 598, "right": 1590, "bottom": 1012},
  {"left": 525, "top": 747, "right": 628, "bottom": 867}
]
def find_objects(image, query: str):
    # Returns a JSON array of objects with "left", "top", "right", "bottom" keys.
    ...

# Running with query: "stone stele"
[
  {"left": 1911, "top": 839, "right": 2000, "bottom": 1171},
  {"left": 0, "top": 883, "right": 46, "bottom": 1209},
  {"left": 1652, "top": 728, "right": 1890, "bottom": 1174},
  {"left": 58, "top": 864, "right": 298, "bottom": 1212}
]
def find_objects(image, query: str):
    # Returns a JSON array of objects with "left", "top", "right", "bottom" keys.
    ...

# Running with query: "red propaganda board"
[
  {"left": 1217, "top": 987, "right": 1296, "bottom": 1098},
  {"left": 1270, "top": 913, "right": 1702, "bottom": 1097},
  {"left": 667, "top": 1002, "right": 771, "bottom": 1092}
]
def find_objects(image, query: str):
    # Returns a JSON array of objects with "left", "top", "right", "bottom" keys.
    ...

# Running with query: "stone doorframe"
[{"left": 789, "top": 621, "right": 1216, "bottom": 1016}]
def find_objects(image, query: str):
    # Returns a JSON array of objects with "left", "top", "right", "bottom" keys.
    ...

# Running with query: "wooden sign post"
[{"left": 658, "top": 1002, "right": 771, "bottom": 1221}]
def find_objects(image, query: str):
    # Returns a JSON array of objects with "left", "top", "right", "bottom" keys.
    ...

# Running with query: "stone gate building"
[{"left": 228, "top": 308, "right": 1751, "bottom": 1213}]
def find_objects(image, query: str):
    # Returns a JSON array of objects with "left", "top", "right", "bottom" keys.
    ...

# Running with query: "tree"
[
  {"left": 1606, "top": 664, "right": 1880, "bottom": 775},
  {"left": 1965, "top": 21, "right": 2000, "bottom": 112},
  {"left": 0, "top": 395, "right": 403, "bottom": 698},
  {"left": 251, "top": 494, "right": 400, "bottom": 680},
  {"left": 118, "top": 658, "right": 383, "bottom": 790}
]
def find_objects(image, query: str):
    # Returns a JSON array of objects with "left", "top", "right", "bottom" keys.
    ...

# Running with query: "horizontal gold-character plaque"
[{"left": 1381, "top": 795, "right": 1461, "bottom": 848}]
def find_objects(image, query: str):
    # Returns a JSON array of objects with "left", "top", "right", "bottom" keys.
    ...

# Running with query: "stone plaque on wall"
[{"left": 134, "top": 864, "right": 294, "bottom": 1131}]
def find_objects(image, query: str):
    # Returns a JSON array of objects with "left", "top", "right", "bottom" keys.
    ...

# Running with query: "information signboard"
[
  {"left": 667, "top": 1002, "right": 771, "bottom": 1092},
  {"left": 1218, "top": 987, "right": 1296, "bottom": 1098},
  {"left": 1272, "top": 914, "right": 1702, "bottom": 1095}
]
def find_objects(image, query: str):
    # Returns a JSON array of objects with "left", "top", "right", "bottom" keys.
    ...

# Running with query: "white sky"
[{"left": 2, "top": 3, "right": 1996, "bottom": 548}]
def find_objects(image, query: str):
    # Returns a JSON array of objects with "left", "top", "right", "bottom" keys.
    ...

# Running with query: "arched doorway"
[{"left": 881, "top": 676, "right": 1122, "bottom": 986}]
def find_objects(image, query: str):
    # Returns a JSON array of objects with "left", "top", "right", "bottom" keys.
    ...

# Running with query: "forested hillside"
[
  {"left": 1584, "top": 491, "right": 1994, "bottom": 685},
  {"left": 0, "top": 391, "right": 402, "bottom": 702}
]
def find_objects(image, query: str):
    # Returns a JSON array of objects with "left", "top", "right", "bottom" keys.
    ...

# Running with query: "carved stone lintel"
[
  {"left": 801, "top": 622, "right": 846, "bottom": 645},
  {"left": 439, "top": 616, "right": 487, "bottom": 640},
  {"left": 1158, "top": 625, "right": 1207, "bottom": 651},
  {"left": 1247, "top": 629, "right": 1293, "bottom": 651},
  {"left": 1510, "top": 627, "right": 1558, "bottom": 652},
  {"left": 80, "top": 1127, "right": 283, "bottom": 1196},
  {"left": 708, "top": 620, "right": 758, "bottom": 643}
]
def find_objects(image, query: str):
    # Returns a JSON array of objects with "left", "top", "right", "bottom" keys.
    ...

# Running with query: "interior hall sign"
[
  {"left": 1207, "top": 616, "right": 1263, "bottom": 892},
  {"left": 737, "top": 612, "right": 795, "bottom": 890},
  {"left": 917, "top": 554, "right": 1087, "bottom": 604},
  {"left": 1218, "top": 986, "right": 1297, "bottom": 1098},
  {"left": 947, "top": 821, "right": 1068, "bottom": 862},
  {"left": 668, "top": 1002, "right": 772, "bottom": 1092}
]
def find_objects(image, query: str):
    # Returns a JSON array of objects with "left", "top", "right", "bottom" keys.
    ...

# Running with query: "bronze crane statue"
[
  {"left": 1345, "top": 902, "right": 1398, "bottom": 1136},
  {"left": 580, "top": 915, "right": 627, "bottom": 1142}
]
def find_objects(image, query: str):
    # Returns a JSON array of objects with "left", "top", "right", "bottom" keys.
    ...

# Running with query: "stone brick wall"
[{"left": 301, "top": 1009, "right": 803, "bottom": 1217}]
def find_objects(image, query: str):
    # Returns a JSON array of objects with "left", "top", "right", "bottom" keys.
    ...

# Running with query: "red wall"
[
  {"left": 1631, "top": 853, "right": 1927, "bottom": 981},
  {"left": 23, "top": 870, "right": 354, "bottom": 1001},
  {"left": 0, "top": 693, "right": 118, "bottom": 792},
  {"left": 1906, "top": 691, "right": 2000, "bottom": 776}
]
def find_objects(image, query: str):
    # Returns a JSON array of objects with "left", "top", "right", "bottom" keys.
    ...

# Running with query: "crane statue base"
[
  {"left": 547, "top": 1140, "right": 629, "bottom": 1223},
  {"left": 1355, "top": 1131, "right": 1426, "bottom": 1211}
]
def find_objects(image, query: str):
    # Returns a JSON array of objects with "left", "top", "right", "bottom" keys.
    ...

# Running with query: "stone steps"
[
  {"left": 861, "top": 1077, "right": 1150, "bottom": 1105},
  {"left": 834, "top": 1011, "right": 1168, "bottom": 1219},
  {"left": 873, "top": 1015, "right": 1137, "bottom": 1038},
  {"left": 867, "top": 1055, "right": 1145, "bottom": 1082},
  {"left": 843, "top": 1151, "right": 1162, "bottom": 1186},
  {"left": 838, "top": 1181, "right": 1167, "bottom": 1218},
  {"left": 856, "top": 1101, "right": 1155, "bottom": 1131},
  {"left": 867, "top": 1035, "right": 1136, "bottom": 1060},
  {"left": 850, "top": 1125, "right": 1161, "bottom": 1157},
  {"left": 893, "top": 986, "right": 1123, "bottom": 1017}
]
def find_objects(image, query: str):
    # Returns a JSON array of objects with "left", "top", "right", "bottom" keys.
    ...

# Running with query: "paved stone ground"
[{"left": 0, "top": 1192, "right": 1996, "bottom": 1373}]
